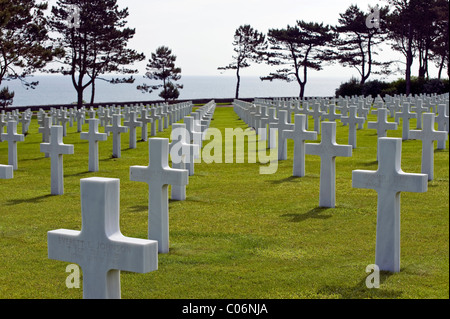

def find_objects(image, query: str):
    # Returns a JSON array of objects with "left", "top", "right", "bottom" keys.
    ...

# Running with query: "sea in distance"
[{"left": 5, "top": 75, "right": 349, "bottom": 107}]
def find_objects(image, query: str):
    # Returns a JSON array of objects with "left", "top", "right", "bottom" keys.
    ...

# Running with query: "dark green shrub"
[
  {"left": 361, "top": 80, "right": 391, "bottom": 98},
  {"left": 335, "top": 77, "right": 362, "bottom": 97}
]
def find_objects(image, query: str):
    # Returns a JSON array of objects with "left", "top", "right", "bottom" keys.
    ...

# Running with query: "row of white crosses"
[
  {"left": 1, "top": 102, "right": 193, "bottom": 189},
  {"left": 47, "top": 101, "right": 216, "bottom": 298},
  {"left": 234, "top": 95, "right": 448, "bottom": 273},
  {"left": 236, "top": 93, "right": 449, "bottom": 181}
]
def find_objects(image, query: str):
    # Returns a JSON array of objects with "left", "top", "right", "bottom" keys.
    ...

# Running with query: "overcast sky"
[{"left": 45, "top": 0, "right": 439, "bottom": 79}]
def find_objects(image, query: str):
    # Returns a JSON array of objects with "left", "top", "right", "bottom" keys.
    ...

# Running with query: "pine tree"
[
  {"left": 218, "top": 25, "right": 267, "bottom": 99},
  {"left": 49, "top": 0, "right": 145, "bottom": 107},
  {"left": 137, "top": 46, "right": 183, "bottom": 102},
  {"left": 262, "top": 21, "right": 335, "bottom": 99},
  {"left": 0, "top": 0, "right": 58, "bottom": 105}
]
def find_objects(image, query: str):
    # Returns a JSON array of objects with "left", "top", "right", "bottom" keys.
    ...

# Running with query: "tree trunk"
[
  {"left": 436, "top": 54, "right": 445, "bottom": 80},
  {"left": 77, "top": 88, "right": 84, "bottom": 109},
  {"left": 90, "top": 79, "right": 96, "bottom": 106},
  {"left": 405, "top": 24, "right": 413, "bottom": 96},
  {"left": 235, "top": 67, "right": 241, "bottom": 99},
  {"left": 299, "top": 83, "right": 305, "bottom": 100}
]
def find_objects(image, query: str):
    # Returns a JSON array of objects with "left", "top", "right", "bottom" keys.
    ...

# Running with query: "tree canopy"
[
  {"left": 218, "top": 25, "right": 267, "bottom": 99},
  {"left": 137, "top": 46, "right": 183, "bottom": 102}
]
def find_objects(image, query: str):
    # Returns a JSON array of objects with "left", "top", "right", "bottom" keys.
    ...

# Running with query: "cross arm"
[{"left": 108, "top": 233, "right": 158, "bottom": 273}]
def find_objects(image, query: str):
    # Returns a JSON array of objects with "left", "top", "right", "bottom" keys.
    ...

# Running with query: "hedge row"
[{"left": 335, "top": 77, "right": 450, "bottom": 98}]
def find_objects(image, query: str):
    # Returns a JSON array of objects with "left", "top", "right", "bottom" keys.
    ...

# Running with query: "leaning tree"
[{"left": 218, "top": 25, "right": 267, "bottom": 99}]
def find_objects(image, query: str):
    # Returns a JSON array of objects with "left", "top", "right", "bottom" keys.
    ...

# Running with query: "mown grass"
[{"left": 0, "top": 105, "right": 448, "bottom": 299}]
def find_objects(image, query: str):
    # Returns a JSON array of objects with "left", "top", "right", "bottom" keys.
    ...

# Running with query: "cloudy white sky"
[{"left": 45, "top": 0, "right": 440, "bottom": 79}]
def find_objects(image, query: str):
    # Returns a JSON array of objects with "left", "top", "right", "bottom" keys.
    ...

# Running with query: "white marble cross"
[
  {"left": 19, "top": 113, "right": 31, "bottom": 134},
  {"left": 322, "top": 103, "right": 341, "bottom": 122},
  {"left": 412, "top": 99, "right": 428, "bottom": 129},
  {"left": 341, "top": 106, "right": 365, "bottom": 149},
  {"left": 394, "top": 102, "right": 416, "bottom": 140},
  {"left": 435, "top": 104, "right": 449, "bottom": 150},
  {"left": 138, "top": 109, "right": 153, "bottom": 142},
  {"left": 48, "top": 177, "right": 158, "bottom": 299},
  {"left": 148, "top": 108, "right": 161, "bottom": 137},
  {"left": 76, "top": 109, "right": 85, "bottom": 133},
  {"left": 170, "top": 123, "right": 199, "bottom": 177},
  {"left": 305, "top": 121, "right": 352, "bottom": 208},
  {"left": 282, "top": 114, "right": 317, "bottom": 177},
  {"left": 39, "top": 115, "right": 52, "bottom": 158},
  {"left": 130, "top": 138, "right": 189, "bottom": 253},
  {"left": 352, "top": 138, "right": 428, "bottom": 272},
  {"left": 123, "top": 111, "right": 142, "bottom": 149},
  {"left": 105, "top": 114, "right": 128, "bottom": 158},
  {"left": 367, "top": 108, "right": 398, "bottom": 138},
  {"left": 267, "top": 108, "right": 278, "bottom": 149},
  {"left": 58, "top": 110, "right": 70, "bottom": 137},
  {"left": 410, "top": 113, "right": 448, "bottom": 181},
  {"left": 0, "top": 114, "right": 7, "bottom": 142},
  {"left": 169, "top": 124, "right": 199, "bottom": 200},
  {"left": 0, "top": 164, "right": 13, "bottom": 179},
  {"left": 1, "top": 121, "right": 25, "bottom": 170},
  {"left": 269, "top": 110, "right": 294, "bottom": 160},
  {"left": 157, "top": 107, "right": 165, "bottom": 132},
  {"left": 308, "top": 103, "right": 324, "bottom": 134},
  {"left": 80, "top": 119, "right": 108, "bottom": 172},
  {"left": 40, "top": 126, "right": 74, "bottom": 195},
  {"left": 257, "top": 106, "right": 269, "bottom": 141},
  {"left": 184, "top": 116, "right": 203, "bottom": 150}
]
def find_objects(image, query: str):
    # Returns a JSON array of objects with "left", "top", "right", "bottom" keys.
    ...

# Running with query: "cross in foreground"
[
  {"left": 352, "top": 138, "right": 428, "bottom": 272},
  {"left": 48, "top": 177, "right": 158, "bottom": 299},
  {"left": 130, "top": 138, "right": 189, "bottom": 253}
]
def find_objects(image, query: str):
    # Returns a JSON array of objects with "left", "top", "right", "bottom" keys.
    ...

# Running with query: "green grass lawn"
[{"left": 0, "top": 105, "right": 448, "bottom": 299}]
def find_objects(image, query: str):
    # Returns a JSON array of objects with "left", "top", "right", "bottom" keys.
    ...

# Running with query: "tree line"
[
  {"left": 218, "top": 0, "right": 449, "bottom": 99},
  {"left": 0, "top": 0, "right": 182, "bottom": 108},
  {"left": 1, "top": 1, "right": 449, "bottom": 108}
]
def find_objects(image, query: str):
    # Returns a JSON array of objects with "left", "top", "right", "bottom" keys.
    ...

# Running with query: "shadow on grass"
[
  {"left": 282, "top": 207, "right": 332, "bottom": 223},
  {"left": 6, "top": 194, "right": 54, "bottom": 206},
  {"left": 357, "top": 160, "right": 378, "bottom": 167},
  {"left": 128, "top": 205, "right": 148, "bottom": 213},
  {"left": 100, "top": 156, "right": 121, "bottom": 162},
  {"left": 316, "top": 272, "right": 402, "bottom": 299},
  {"left": 20, "top": 156, "right": 46, "bottom": 162},
  {"left": 64, "top": 170, "right": 92, "bottom": 177},
  {"left": 268, "top": 176, "right": 301, "bottom": 185},
  {"left": 170, "top": 196, "right": 207, "bottom": 204}
]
